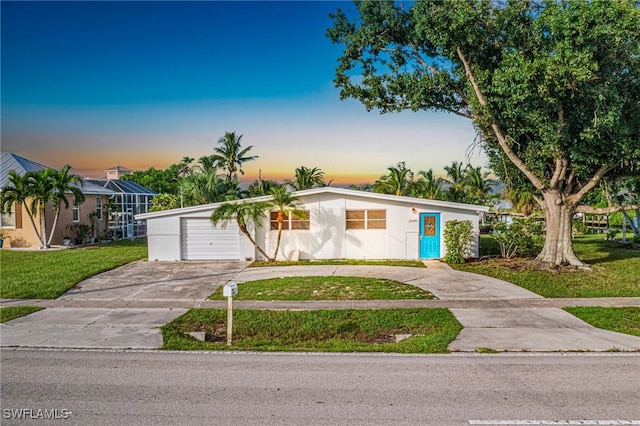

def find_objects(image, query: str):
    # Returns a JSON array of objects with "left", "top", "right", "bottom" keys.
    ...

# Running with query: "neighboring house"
[
  {"left": 137, "top": 187, "right": 489, "bottom": 262},
  {"left": 87, "top": 166, "right": 156, "bottom": 239},
  {"left": 0, "top": 153, "right": 114, "bottom": 248}
]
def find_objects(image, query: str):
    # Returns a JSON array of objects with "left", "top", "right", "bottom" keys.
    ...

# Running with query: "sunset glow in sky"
[{"left": 1, "top": 1, "right": 485, "bottom": 185}]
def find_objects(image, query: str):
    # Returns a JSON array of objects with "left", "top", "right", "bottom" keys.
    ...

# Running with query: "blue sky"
[{"left": 1, "top": 1, "right": 484, "bottom": 184}]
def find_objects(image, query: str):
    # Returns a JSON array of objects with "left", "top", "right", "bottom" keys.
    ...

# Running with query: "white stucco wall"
[{"left": 141, "top": 189, "right": 486, "bottom": 261}]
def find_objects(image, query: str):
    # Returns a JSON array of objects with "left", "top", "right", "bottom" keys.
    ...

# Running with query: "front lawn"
[
  {"left": 0, "top": 239, "right": 147, "bottom": 299},
  {"left": 209, "top": 276, "right": 434, "bottom": 300},
  {"left": 0, "top": 306, "right": 44, "bottom": 322},
  {"left": 162, "top": 308, "right": 461, "bottom": 353},
  {"left": 455, "top": 235, "right": 640, "bottom": 298},
  {"left": 564, "top": 307, "right": 640, "bottom": 337}
]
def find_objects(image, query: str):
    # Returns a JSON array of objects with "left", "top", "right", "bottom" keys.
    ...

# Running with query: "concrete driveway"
[{"left": 0, "top": 260, "right": 250, "bottom": 349}]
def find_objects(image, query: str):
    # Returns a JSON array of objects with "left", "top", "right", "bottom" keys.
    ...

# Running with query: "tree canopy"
[{"left": 328, "top": 0, "right": 640, "bottom": 267}]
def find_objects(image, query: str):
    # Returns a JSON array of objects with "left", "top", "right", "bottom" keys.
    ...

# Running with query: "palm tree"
[
  {"left": 210, "top": 201, "right": 273, "bottom": 261},
  {"left": 180, "top": 168, "right": 241, "bottom": 206},
  {"left": 285, "top": 166, "right": 328, "bottom": 191},
  {"left": 47, "top": 165, "right": 85, "bottom": 246},
  {"left": 503, "top": 184, "right": 541, "bottom": 217},
  {"left": 415, "top": 169, "right": 444, "bottom": 200},
  {"left": 373, "top": 162, "right": 414, "bottom": 196},
  {"left": 246, "top": 178, "right": 283, "bottom": 197},
  {"left": 349, "top": 183, "right": 373, "bottom": 192},
  {"left": 1, "top": 170, "right": 43, "bottom": 246},
  {"left": 443, "top": 161, "right": 467, "bottom": 203},
  {"left": 27, "top": 168, "right": 57, "bottom": 248},
  {"left": 269, "top": 187, "right": 306, "bottom": 261},
  {"left": 464, "top": 166, "right": 493, "bottom": 205},
  {"left": 211, "top": 132, "right": 258, "bottom": 181}
]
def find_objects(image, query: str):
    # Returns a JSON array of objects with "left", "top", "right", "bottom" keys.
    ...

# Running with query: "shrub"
[
  {"left": 572, "top": 219, "right": 587, "bottom": 236},
  {"left": 443, "top": 220, "right": 473, "bottom": 264},
  {"left": 491, "top": 217, "right": 543, "bottom": 259}
]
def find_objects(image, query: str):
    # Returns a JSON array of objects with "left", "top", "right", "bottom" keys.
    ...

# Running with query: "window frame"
[
  {"left": 270, "top": 210, "right": 310, "bottom": 231},
  {"left": 72, "top": 201, "right": 80, "bottom": 223},
  {"left": 346, "top": 209, "right": 387, "bottom": 230},
  {"left": 96, "top": 197, "right": 103, "bottom": 221},
  {"left": 0, "top": 201, "right": 16, "bottom": 228}
]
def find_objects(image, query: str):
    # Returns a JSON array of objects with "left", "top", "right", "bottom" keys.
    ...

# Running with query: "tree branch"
[
  {"left": 571, "top": 165, "right": 613, "bottom": 202},
  {"left": 456, "top": 47, "right": 545, "bottom": 190},
  {"left": 576, "top": 204, "right": 640, "bottom": 214}
]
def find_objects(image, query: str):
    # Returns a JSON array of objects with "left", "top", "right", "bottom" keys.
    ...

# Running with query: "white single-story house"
[{"left": 136, "top": 187, "right": 489, "bottom": 262}]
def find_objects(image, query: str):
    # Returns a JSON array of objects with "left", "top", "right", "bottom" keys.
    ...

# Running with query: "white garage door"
[{"left": 181, "top": 218, "right": 241, "bottom": 260}]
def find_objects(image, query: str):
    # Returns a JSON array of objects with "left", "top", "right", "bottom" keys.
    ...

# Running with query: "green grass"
[
  {"left": 162, "top": 308, "right": 461, "bottom": 353},
  {"left": 250, "top": 259, "right": 426, "bottom": 268},
  {"left": 209, "top": 276, "right": 434, "bottom": 300},
  {"left": 0, "top": 306, "right": 44, "bottom": 322},
  {"left": 564, "top": 307, "right": 640, "bottom": 337},
  {"left": 455, "top": 235, "right": 640, "bottom": 298},
  {"left": 0, "top": 239, "right": 147, "bottom": 299}
]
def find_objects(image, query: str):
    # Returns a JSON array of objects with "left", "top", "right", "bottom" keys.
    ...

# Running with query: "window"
[
  {"left": 346, "top": 209, "right": 386, "bottom": 230},
  {"left": 270, "top": 210, "right": 310, "bottom": 230},
  {"left": 73, "top": 202, "right": 80, "bottom": 222},
  {"left": 96, "top": 197, "right": 103, "bottom": 221},
  {"left": 1, "top": 202, "right": 15, "bottom": 227}
]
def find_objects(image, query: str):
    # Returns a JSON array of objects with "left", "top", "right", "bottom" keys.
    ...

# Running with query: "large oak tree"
[{"left": 327, "top": 0, "right": 640, "bottom": 267}]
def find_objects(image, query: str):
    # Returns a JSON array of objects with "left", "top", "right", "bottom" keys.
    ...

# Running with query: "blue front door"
[{"left": 419, "top": 213, "right": 440, "bottom": 258}]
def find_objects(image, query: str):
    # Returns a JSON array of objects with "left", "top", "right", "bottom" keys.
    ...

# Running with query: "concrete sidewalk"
[{"left": 1, "top": 260, "right": 640, "bottom": 352}]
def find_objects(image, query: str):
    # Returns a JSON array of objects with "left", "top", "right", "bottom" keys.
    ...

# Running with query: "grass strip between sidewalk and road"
[
  {"left": 0, "top": 306, "right": 44, "bottom": 323},
  {"left": 564, "top": 307, "right": 640, "bottom": 337},
  {"left": 0, "top": 239, "right": 147, "bottom": 299},
  {"left": 454, "top": 235, "right": 640, "bottom": 298},
  {"left": 209, "top": 276, "right": 434, "bottom": 301},
  {"left": 162, "top": 308, "right": 461, "bottom": 353}
]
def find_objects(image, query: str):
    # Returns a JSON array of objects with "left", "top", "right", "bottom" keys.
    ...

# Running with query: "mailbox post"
[{"left": 223, "top": 282, "right": 238, "bottom": 346}]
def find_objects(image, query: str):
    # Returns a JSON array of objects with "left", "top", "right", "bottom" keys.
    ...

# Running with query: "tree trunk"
[
  {"left": 47, "top": 207, "right": 61, "bottom": 247},
  {"left": 38, "top": 207, "right": 48, "bottom": 249},
  {"left": 237, "top": 221, "right": 272, "bottom": 262},
  {"left": 535, "top": 190, "right": 586, "bottom": 268}
]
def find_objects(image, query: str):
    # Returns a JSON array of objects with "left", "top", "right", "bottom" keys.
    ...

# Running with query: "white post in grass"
[{"left": 223, "top": 283, "right": 238, "bottom": 346}]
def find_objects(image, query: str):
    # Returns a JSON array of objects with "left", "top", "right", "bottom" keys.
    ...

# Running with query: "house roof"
[
  {"left": 136, "top": 186, "right": 488, "bottom": 220},
  {"left": 106, "top": 165, "right": 132, "bottom": 172},
  {"left": 1, "top": 152, "right": 116, "bottom": 196},
  {"left": 89, "top": 179, "right": 157, "bottom": 195},
  {"left": 0, "top": 152, "right": 49, "bottom": 187}
]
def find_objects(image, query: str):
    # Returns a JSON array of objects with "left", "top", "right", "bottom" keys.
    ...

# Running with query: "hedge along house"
[
  {"left": 137, "top": 187, "right": 489, "bottom": 262},
  {"left": 87, "top": 166, "right": 156, "bottom": 239},
  {"left": 0, "top": 153, "right": 115, "bottom": 248}
]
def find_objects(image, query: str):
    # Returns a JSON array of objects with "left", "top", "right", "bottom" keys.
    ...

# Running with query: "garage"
[{"left": 180, "top": 218, "right": 241, "bottom": 260}]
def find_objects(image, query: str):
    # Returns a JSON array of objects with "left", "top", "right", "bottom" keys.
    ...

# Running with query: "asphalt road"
[{"left": 1, "top": 350, "right": 639, "bottom": 425}]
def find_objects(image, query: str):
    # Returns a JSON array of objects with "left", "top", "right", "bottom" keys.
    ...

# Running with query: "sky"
[{"left": 1, "top": 1, "right": 485, "bottom": 185}]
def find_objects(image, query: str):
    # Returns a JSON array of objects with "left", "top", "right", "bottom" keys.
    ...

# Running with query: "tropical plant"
[
  {"left": 210, "top": 201, "right": 273, "bottom": 262},
  {"left": 211, "top": 131, "right": 258, "bottom": 181},
  {"left": 47, "top": 165, "right": 85, "bottom": 246},
  {"left": 149, "top": 193, "right": 180, "bottom": 212},
  {"left": 1, "top": 170, "right": 43, "bottom": 246},
  {"left": 348, "top": 183, "right": 373, "bottom": 192},
  {"left": 464, "top": 166, "right": 492, "bottom": 205},
  {"left": 492, "top": 218, "right": 544, "bottom": 259},
  {"left": 327, "top": 0, "right": 640, "bottom": 267},
  {"left": 443, "top": 161, "right": 467, "bottom": 203},
  {"left": 285, "top": 166, "right": 329, "bottom": 191},
  {"left": 269, "top": 187, "right": 306, "bottom": 261},
  {"left": 180, "top": 169, "right": 241, "bottom": 206},
  {"left": 246, "top": 178, "right": 283, "bottom": 197},
  {"left": 373, "top": 162, "right": 415, "bottom": 196},
  {"left": 443, "top": 220, "right": 473, "bottom": 264},
  {"left": 415, "top": 169, "right": 443, "bottom": 200}
]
